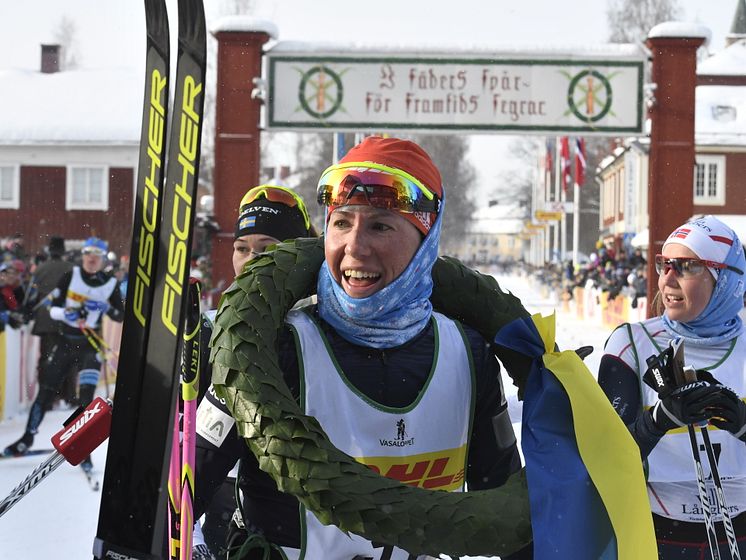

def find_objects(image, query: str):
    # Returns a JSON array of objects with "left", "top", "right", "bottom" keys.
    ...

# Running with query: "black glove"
[
  {"left": 708, "top": 386, "right": 746, "bottom": 441},
  {"left": 649, "top": 380, "right": 724, "bottom": 433},
  {"left": 574, "top": 346, "right": 594, "bottom": 360}
]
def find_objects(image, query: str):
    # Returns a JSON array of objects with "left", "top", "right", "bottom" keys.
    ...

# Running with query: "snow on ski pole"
[{"left": 0, "top": 397, "right": 112, "bottom": 519}]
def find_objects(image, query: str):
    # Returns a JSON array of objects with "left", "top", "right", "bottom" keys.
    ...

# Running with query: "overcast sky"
[
  {"left": 2, "top": 0, "right": 739, "bottom": 71},
  {"left": 1, "top": 0, "right": 740, "bottom": 198}
]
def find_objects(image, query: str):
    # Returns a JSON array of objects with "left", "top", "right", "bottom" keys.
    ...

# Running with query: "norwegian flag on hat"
[{"left": 670, "top": 227, "right": 691, "bottom": 240}]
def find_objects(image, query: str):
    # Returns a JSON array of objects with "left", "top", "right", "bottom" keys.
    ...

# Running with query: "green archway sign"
[{"left": 266, "top": 45, "right": 644, "bottom": 135}]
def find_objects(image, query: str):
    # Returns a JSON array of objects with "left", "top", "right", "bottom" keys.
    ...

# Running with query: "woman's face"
[
  {"left": 324, "top": 205, "right": 422, "bottom": 299},
  {"left": 232, "top": 234, "right": 280, "bottom": 276},
  {"left": 658, "top": 243, "right": 715, "bottom": 323}
]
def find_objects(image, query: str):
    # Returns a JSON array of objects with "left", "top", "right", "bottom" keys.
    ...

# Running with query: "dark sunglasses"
[{"left": 654, "top": 254, "right": 744, "bottom": 278}]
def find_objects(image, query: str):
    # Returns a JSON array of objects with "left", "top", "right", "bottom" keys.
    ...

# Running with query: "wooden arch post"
[
  {"left": 645, "top": 23, "right": 708, "bottom": 318},
  {"left": 210, "top": 20, "right": 275, "bottom": 293}
]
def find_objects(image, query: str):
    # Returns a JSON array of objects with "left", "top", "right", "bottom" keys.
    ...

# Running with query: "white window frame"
[
  {"left": 0, "top": 164, "right": 20, "bottom": 209},
  {"left": 66, "top": 165, "right": 109, "bottom": 211},
  {"left": 693, "top": 155, "right": 725, "bottom": 206}
]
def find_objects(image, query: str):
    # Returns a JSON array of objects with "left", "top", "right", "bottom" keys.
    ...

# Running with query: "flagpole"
[
  {"left": 553, "top": 138, "right": 560, "bottom": 263},
  {"left": 561, "top": 184, "right": 567, "bottom": 261},
  {"left": 573, "top": 181, "right": 580, "bottom": 267}
]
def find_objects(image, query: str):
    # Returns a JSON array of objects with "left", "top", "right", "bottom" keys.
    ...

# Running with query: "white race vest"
[
  {"left": 56, "top": 267, "right": 117, "bottom": 329},
  {"left": 605, "top": 316, "right": 746, "bottom": 522},
  {"left": 284, "top": 310, "right": 475, "bottom": 560}
]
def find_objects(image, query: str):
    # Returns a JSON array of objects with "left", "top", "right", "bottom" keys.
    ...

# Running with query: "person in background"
[
  {"left": 0, "top": 260, "right": 26, "bottom": 332},
  {"left": 21, "top": 236, "right": 76, "bottom": 404},
  {"left": 1, "top": 232, "right": 25, "bottom": 263},
  {"left": 193, "top": 137, "right": 527, "bottom": 559},
  {"left": 190, "top": 185, "right": 316, "bottom": 560},
  {"left": 599, "top": 215, "right": 746, "bottom": 558},
  {"left": 3, "top": 237, "right": 124, "bottom": 474}
]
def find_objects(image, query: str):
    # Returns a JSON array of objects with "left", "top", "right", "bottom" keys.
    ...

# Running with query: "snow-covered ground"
[{"left": 0, "top": 273, "right": 613, "bottom": 559}]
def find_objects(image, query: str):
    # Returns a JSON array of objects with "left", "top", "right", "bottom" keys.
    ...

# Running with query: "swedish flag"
[{"left": 495, "top": 313, "right": 657, "bottom": 559}]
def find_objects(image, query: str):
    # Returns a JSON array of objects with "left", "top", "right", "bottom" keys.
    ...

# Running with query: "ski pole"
[
  {"left": 683, "top": 367, "right": 741, "bottom": 560},
  {"left": 79, "top": 326, "right": 119, "bottom": 384},
  {"left": 686, "top": 419, "right": 722, "bottom": 560},
  {"left": 168, "top": 399, "right": 182, "bottom": 559},
  {"left": 81, "top": 325, "right": 120, "bottom": 361},
  {"left": 83, "top": 325, "right": 119, "bottom": 359},
  {"left": 0, "top": 397, "right": 112, "bottom": 519},
  {"left": 670, "top": 344, "right": 721, "bottom": 560},
  {"left": 0, "top": 451, "right": 66, "bottom": 518},
  {"left": 179, "top": 279, "right": 201, "bottom": 560},
  {"left": 81, "top": 325, "right": 120, "bottom": 397}
]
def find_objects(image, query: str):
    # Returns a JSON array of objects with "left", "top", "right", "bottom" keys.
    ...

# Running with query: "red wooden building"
[{"left": 0, "top": 45, "right": 140, "bottom": 256}]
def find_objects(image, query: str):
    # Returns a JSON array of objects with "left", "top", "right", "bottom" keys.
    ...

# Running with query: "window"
[
  {"left": 0, "top": 165, "right": 19, "bottom": 209},
  {"left": 66, "top": 165, "right": 108, "bottom": 210},
  {"left": 693, "top": 155, "right": 725, "bottom": 206}
]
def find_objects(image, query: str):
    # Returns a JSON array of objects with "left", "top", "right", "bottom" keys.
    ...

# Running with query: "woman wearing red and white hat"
[{"left": 600, "top": 215, "right": 746, "bottom": 559}]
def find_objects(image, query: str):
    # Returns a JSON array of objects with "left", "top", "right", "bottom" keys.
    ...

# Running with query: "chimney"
[{"left": 41, "top": 44, "right": 60, "bottom": 73}]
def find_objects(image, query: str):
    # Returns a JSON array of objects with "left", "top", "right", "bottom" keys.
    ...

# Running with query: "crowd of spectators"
[{"left": 524, "top": 242, "right": 649, "bottom": 309}]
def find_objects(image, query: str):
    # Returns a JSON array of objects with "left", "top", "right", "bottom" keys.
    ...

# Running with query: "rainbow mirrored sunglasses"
[
  {"left": 654, "top": 254, "right": 744, "bottom": 278},
  {"left": 239, "top": 185, "right": 311, "bottom": 230},
  {"left": 316, "top": 162, "right": 440, "bottom": 214}
]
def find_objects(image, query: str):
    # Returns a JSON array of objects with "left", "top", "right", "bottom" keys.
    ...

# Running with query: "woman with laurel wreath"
[
  {"left": 193, "top": 137, "right": 530, "bottom": 559},
  {"left": 599, "top": 215, "right": 746, "bottom": 559},
  {"left": 192, "top": 185, "right": 317, "bottom": 559}
]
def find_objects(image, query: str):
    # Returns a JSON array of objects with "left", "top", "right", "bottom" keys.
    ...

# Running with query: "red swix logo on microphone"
[{"left": 52, "top": 397, "right": 112, "bottom": 466}]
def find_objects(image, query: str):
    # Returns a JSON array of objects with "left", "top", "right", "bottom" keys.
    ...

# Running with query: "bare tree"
[
  {"left": 412, "top": 135, "right": 477, "bottom": 253},
  {"left": 288, "top": 132, "right": 334, "bottom": 233},
  {"left": 219, "top": 0, "right": 254, "bottom": 15},
  {"left": 495, "top": 137, "right": 540, "bottom": 215},
  {"left": 52, "top": 16, "right": 80, "bottom": 70},
  {"left": 607, "top": 0, "right": 681, "bottom": 43}
]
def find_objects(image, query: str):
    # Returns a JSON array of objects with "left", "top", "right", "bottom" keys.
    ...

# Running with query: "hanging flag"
[
  {"left": 559, "top": 137, "right": 571, "bottom": 192},
  {"left": 495, "top": 313, "right": 657, "bottom": 560},
  {"left": 575, "top": 137, "right": 587, "bottom": 188},
  {"left": 544, "top": 138, "right": 553, "bottom": 171}
]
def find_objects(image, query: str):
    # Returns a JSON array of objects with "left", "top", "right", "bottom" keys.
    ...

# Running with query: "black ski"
[
  {"left": 0, "top": 448, "right": 55, "bottom": 460},
  {"left": 94, "top": 0, "right": 206, "bottom": 558}
]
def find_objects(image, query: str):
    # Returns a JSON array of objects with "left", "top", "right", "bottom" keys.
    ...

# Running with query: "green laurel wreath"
[{"left": 210, "top": 237, "right": 533, "bottom": 556}]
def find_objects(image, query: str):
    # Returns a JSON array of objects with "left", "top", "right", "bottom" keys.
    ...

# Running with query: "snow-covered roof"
[
  {"left": 698, "top": 39, "right": 746, "bottom": 75},
  {"left": 0, "top": 66, "right": 142, "bottom": 145},
  {"left": 267, "top": 40, "right": 644, "bottom": 60},
  {"left": 696, "top": 84, "right": 746, "bottom": 145},
  {"left": 648, "top": 21, "right": 711, "bottom": 46},
  {"left": 210, "top": 16, "right": 278, "bottom": 39}
]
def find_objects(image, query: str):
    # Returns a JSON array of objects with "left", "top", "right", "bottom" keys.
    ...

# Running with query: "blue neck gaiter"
[
  {"left": 662, "top": 237, "right": 746, "bottom": 346},
  {"left": 317, "top": 199, "right": 444, "bottom": 349}
]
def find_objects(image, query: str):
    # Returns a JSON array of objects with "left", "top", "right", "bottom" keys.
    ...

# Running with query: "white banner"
[{"left": 266, "top": 49, "right": 644, "bottom": 135}]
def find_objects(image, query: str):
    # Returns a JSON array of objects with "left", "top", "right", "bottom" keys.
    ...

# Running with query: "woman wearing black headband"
[
  {"left": 232, "top": 185, "right": 315, "bottom": 276},
  {"left": 192, "top": 185, "right": 316, "bottom": 560}
]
